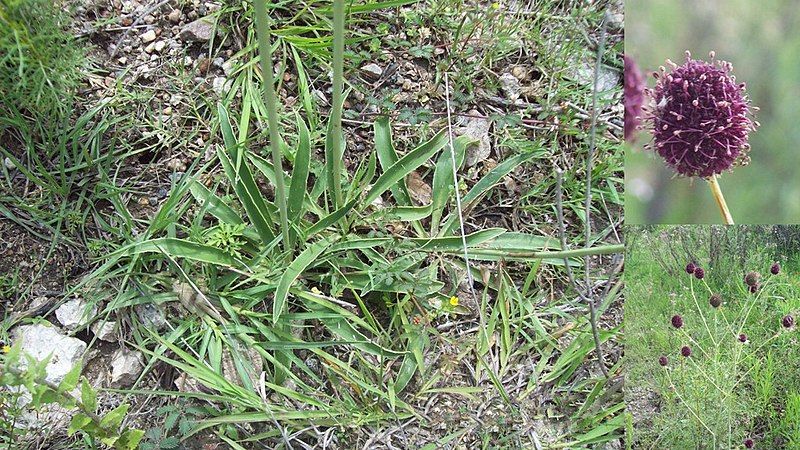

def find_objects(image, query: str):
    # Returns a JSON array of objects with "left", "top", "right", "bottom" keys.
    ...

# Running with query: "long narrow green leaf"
[
  {"left": 288, "top": 117, "right": 311, "bottom": 222},
  {"left": 304, "top": 198, "right": 357, "bottom": 238},
  {"left": 115, "top": 238, "right": 241, "bottom": 267},
  {"left": 274, "top": 237, "right": 336, "bottom": 322},
  {"left": 363, "top": 129, "right": 448, "bottom": 207},
  {"left": 374, "top": 117, "right": 411, "bottom": 205},
  {"left": 408, "top": 228, "right": 506, "bottom": 251},
  {"left": 189, "top": 181, "right": 244, "bottom": 225},
  {"left": 430, "top": 135, "right": 469, "bottom": 232},
  {"left": 217, "top": 104, "right": 275, "bottom": 243}
]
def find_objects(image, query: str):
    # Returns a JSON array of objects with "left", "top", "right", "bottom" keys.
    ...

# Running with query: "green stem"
[
  {"left": 439, "top": 243, "right": 624, "bottom": 259},
  {"left": 253, "top": 0, "right": 292, "bottom": 256},
  {"left": 330, "top": 0, "right": 345, "bottom": 209}
]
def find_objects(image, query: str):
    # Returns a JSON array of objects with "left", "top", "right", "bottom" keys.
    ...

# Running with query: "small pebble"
[
  {"left": 168, "top": 9, "right": 182, "bottom": 23},
  {"left": 141, "top": 29, "right": 157, "bottom": 43}
]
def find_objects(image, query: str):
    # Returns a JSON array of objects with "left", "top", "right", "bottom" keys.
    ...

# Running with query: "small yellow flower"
[
  {"left": 449, "top": 296, "right": 459, "bottom": 307},
  {"left": 491, "top": 2, "right": 500, "bottom": 9},
  {"left": 311, "top": 287, "right": 322, "bottom": 295},
  {"left": 1, "top": 345, "right": 10, "bottom": 354}
]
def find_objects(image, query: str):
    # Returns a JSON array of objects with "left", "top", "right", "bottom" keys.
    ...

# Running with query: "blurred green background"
[{"left": 626, "top": 0, "right": 800, "bottom": 223}]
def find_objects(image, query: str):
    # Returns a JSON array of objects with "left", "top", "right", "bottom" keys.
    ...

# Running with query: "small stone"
[
  {"left": 406, "top": 171, "right": 432, "bottom": 205},
  {"left": 196, "top": 57, "right": 211, "bottom": 74},
  {"left": 110, "top": 349, "right": 144, "bottom": 388},
  {"left": 4, "top": 157, "right": 15, "bottom": 170},
  {"left": 144, "top": 42, "right": 156, "bottom": 53},
  {"left": 168, "top": 9, "right": 182, "bottom": 23},
  {"left": 90, "top": 319, "right": 118, "bottom": 342},
  {"left": 135, "top": 303, "right": 167, "bottom": 330},
  {"left": 179, "top": 16, "right": 215, "bottom": 42},
  {"left": 499, "top": 73, "right": 522, "bottom": 101},
  {"left": 511, "top": 66, "right": 527, "bottom": 80},
  {"left": 361, "top": 63, "right": 383, "bottom": 80},
  {"left": 459, "top": 111, "right": 492, "bottom": 167},
  {"left": 162, "top": 106, "right": 173, "bottom": 115},
  {"left": 212, "top": 57, "right": 224, "bottom": 68},
  {"left": 402, "top": 80, "right": 413, "bottom": 91},
  {"left": 55, "top": 298, "right": 98, "bottom": 331},
  {"left": 117, "top": 56, "right": 128, "bottom": 65},
  {"left": 154, "top": 41, "right": 166, "bottom": 52},
  {"left": 141, "top": 29, "right": 157, "bottom": 43},
  {"left": 222, "top": 60, "right": 235, "bottom": 77},
  {"left": 143, "top": 15, "right": 155, "bottom": 25},
  {"left": 12, "top": 323, "right": 86, "bottom": 386},
  {"left": 212, "top": 77, "right": 231, "bottom": 96}
]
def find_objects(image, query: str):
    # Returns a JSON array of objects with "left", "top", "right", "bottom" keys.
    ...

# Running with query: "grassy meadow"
[{"left": 626, "top": 226, "right": 800, "bottom": 449}]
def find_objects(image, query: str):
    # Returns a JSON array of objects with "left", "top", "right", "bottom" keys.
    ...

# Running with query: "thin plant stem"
[
  {"left": 582, "top": 12, "right": 609, "bottom": 378},
  {"left": 443, "top": 71, "right": 476, "bottom": 299},
  {"left": 329, "top": 0, "right": 345, "bottom": 209},
  {"left": 690, "top": 276, "right": 717, "bottom": 347},
  {"left": 555, "top": 168, "right": 610, "bottom": 378},
  {"left": 708, "top": 174, "right": 734, "bottom": 224},
  {"left": 253, "top": 0, "right": 291, "bottom": 256}
]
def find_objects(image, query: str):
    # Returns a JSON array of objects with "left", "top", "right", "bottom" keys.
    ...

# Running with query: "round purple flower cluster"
[{"left": 646, "top": 51, "right": 757, "bottom": 178}]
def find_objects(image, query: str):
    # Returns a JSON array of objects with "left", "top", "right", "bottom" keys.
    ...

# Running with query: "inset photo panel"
[
  {"left": 625, "top": 225, "right": 800, "bottom": 448},
  {"left": 624, "top": 0, "right": 800, "bottom": 224}
]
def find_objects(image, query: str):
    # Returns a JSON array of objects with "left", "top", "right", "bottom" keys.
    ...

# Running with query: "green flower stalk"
[
  {"left": 329, "top": 0, "right": 346, "bottom": 209},
  {"left": 253, "top": 0, "right": 291, "bottom": 255}
]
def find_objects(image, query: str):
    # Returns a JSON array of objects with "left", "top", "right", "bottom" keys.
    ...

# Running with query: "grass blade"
[{"left": 273, "top": 237, "right": 337, "bottom": 323}]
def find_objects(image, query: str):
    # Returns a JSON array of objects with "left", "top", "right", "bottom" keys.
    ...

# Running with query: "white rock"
[
  {"left": 499, "top": 72, "right": 522, "bottom": 102},
  {"left": 4, "top": 157, "right": 15, "bottom": 170},
  {"left": 55, "top": 298, "right": 98, "bottom": 331},
  {"left": 144, "top": 42, "right": 156, "bottom": 53},
  {"left": 110, "top": 349, "right": 143, "bottom": 388},
  {"left": 141, "top": 29, "right": 157, "bottom": 43},
  {"left": 361, "top": 63, "right": 383, "bottom": 80},
  {"left": 90, "top": 319, "right": 117, "bottom": 342},
  {"left": 459, "top": 111, "right": 492, "bottom": 167},
  {"left": 12, "top": 322, "right": 86, "bottom": 386},
  {"left": 222, "top": 60, "right": 235, "bottom": 77},
  {"left": 154, "top": 41, "right": 166, "bottom": 52},
  {"left": 571, "top": 61, "right": 619, "bottom": 93},
  {"left": 212, "top": 57, "right": 224, "bottom": 68},
  {"left": 212, "top": 77, "right": 231, "bottom": 96}
]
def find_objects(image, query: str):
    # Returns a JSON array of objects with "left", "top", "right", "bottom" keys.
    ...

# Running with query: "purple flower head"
[
  {"left": 671, "top": 314, "right": 684, "bottom": 329},
  {"left": 646, "top": 51, "right": 758, "bottom": 178},
  {"left": 783, "top": 314, "right": 795, "bottom": 329},
  {"left": 624, "top": 55, "right": 646, "bottom": 143},
  {"left": 771, "top": 262, "right": 780, "bottom": 275},
  {"left": 744, "top": 438, "right": 754, "bottom": 448},
  {"left": 694, "top": 266, "right": 705, "bottom": 279},
  {"left": 681, "top": 345, "right": 692, "bottom": 357},
  {"left": 659, "top": 355, "right": 669, "bottom": 367},
  {"left": 710, "top": 293, "right": 722, "bottom": 308},
  {"left": 686, "top": 262, "right": 697, "bottom": 274},
  {"left": 739, "top": 333, "right": 747, "bottom": 343},
  {"left": 745, "top": 271, "right": 760, "bottom": 287}
]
